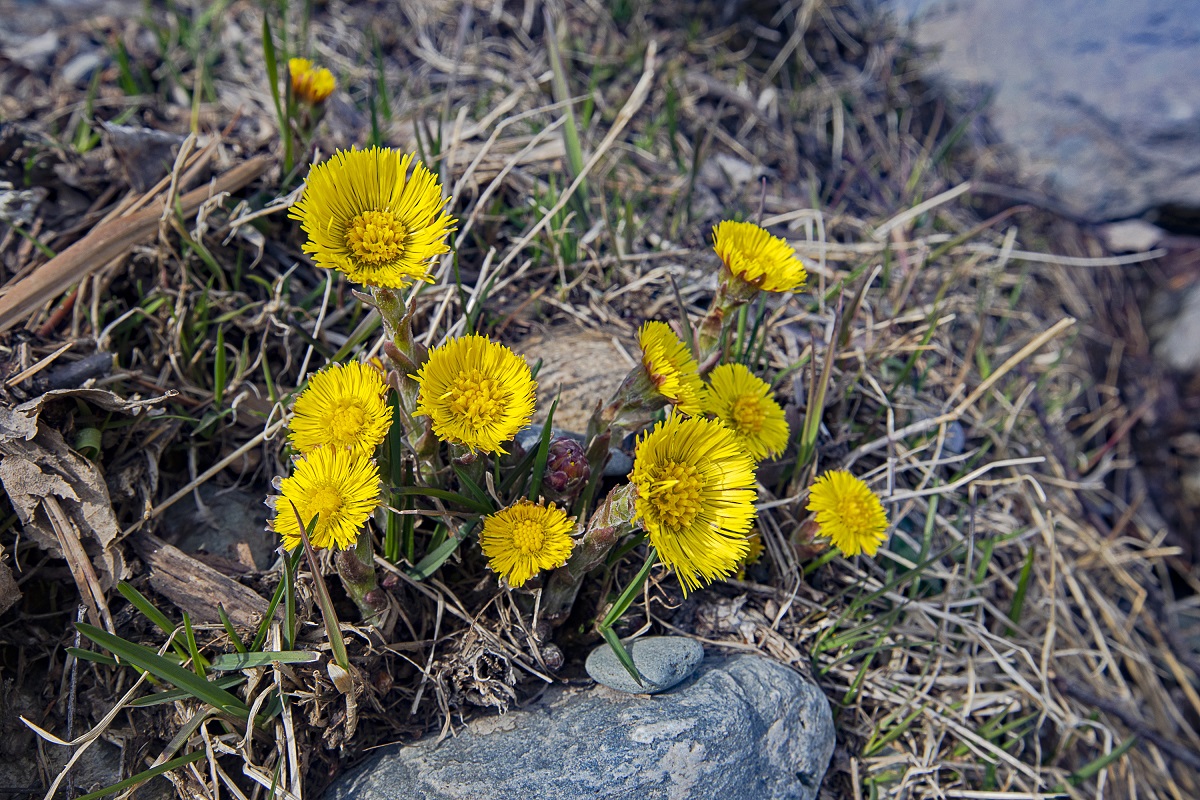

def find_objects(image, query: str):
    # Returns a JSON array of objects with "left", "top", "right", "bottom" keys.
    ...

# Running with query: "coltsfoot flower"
[
  {"left": 630, "top": 415, "right": 757, "bottom": 594},
  {"left": 806, "top": 470, "right": 889, "bottom": 556},
  {"left": 713, "top": 220, "right": 807, "bottom": 294},
  {"left": 480, "top": 499, "right": 575, "bottom": 588},
  {"left": 413, "top": 334, "right": 536, "bottom": 454},
  {"left": 270, "top": 446, "right": 381, "bottom": 551},
  {"left": 288, "top": 58, "right": 335, "bottom": 105},
  {"left": 290, "top": 147, "right": 457, "bottom": 288},
  {"left": 288, "top": 361, "right": 392, "bottom": 456},
  {"left": 638, "top": 321, "right": 705, "bottom": 416},
  {"left": 703, "top": 363, "right": 789, "bottom": 461}
]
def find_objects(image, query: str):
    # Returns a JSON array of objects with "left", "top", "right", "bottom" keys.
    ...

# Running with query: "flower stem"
[{"left": 335, "top": 529, "right": 385, "bottom": 624}]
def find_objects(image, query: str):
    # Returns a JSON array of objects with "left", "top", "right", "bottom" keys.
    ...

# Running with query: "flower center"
[
  {"left": 328, "top": 401, "right": 367, "bottom": 446},
  {"left": 447, "top": 368, "right": 505, "bottom": 428},
  {"left": 305, "top": 486, "right": 343, "bottom": 527},
  {"left": 511, "top": 519, "right": 546, "bottom": 553},
  {"left": 732, "top": 395, "right": 765, "bottom": 433},
  {"left": 835, "top": 496, "right": 873, "bottom": 533},
  {"left": 649, "top": 461, "right": 704, "bottom": 530},
  {"left": 346, "top": 210, "right": 408, "bottom": 265}
]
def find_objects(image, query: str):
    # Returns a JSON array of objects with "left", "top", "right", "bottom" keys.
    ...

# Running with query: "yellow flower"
[
  {"left": 735, "top": 528, "right": 765, "bottom": 579},
  {"left": 288, "top": 361, "right": 393, "bottom": 456},
  {"left": 639, "top": 321, "right": 705, "bottom": 416},
  {"left": 288, "top": 57, "right": 336, "bottom": 105},
  {"left": 480, "top": 500, "right": 575, "bottom": 588},
  {"left": 703, "top": 363, "right": 789, "bottom": 461},
  {"left": 806, "top": 470, "right": 889, "bottom": 556},
  {"left": 631, "top": 415, "right": 758, "bottom": 594},
  {"left": 413, "top": 334, "right": 536, "bottom": 454},
  {"left": 271, "top": 446, "right": 381, "bottom": 551},
  {"left": 289, "top": 147, "right": 457, "bottom": 289},
  {"left": 712, "top": 220, "right": 807, "bottom": 294}
]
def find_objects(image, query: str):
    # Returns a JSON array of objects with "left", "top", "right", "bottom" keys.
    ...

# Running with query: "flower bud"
[{"left": 544, "top": 436, "right": 589, "bottom": 498}]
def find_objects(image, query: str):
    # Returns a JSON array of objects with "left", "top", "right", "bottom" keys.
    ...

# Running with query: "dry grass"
[{"left": 0, "top": 1, "right": 1197, "bottom": 798}]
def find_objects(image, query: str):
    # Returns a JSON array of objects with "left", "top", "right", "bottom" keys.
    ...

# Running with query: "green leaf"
[
  {"left": 207, "top": 650, "right": 319, "bottom": 671},
  {"left": 76, "top": 623, "right": 250, "bottom": 720}
]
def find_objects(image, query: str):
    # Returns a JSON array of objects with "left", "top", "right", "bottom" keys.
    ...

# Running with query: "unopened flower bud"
[{"left": 544, "top": 437, "right": 589, "bottom": 497}]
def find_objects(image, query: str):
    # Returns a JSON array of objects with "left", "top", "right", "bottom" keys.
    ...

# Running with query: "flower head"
[
  {"left": 713, "top": 220, "right": 807, "bottom": 294},
  {"left": 631, "top": 415, "right": 757, "bottom": 594},
  {"left": 735, "top": 528, "right": 765, "bottom": 579},
  {"left": 638, "top": 321, "right": 705, "bottom": 416},
  {"left": 289, "top": 361, "right": 392, "bottom": 456},
  {"left": 270, "top": 446, "right": 381, "bottom": 551},
  {"left": 414, "top": 334, "right": 536, "bottom": 454},
  {"left": 288, "top": 58, "right": 336, "bottom": 105},
  {"left": 806, "top": 470, "right": 889, "bottom": 556},
  {"left": 703, "top": 363, "right": 789, "bottom": 461},
  {"left": 289, "top": 147, "right": 457, "bottom": 289},
  {"left": 480, "top": 499, "right": 575, "bottom": 588}
]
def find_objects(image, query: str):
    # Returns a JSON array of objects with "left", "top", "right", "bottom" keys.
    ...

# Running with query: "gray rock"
[
  {"left": 325, "top": 655, "right": 835, "bottom": 800},
  {"left": 585, "top": 636, "right": 704, "bottom": 694},
  {"left": 1152, "top": 283, "right": 1200, "bottom": 372},
  {"left": 877, "top": 0, "right": 1200, "bottom": 223}
]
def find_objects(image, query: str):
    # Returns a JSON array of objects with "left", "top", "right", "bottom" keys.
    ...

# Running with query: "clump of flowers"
[
  {"left": 630, "top": 414, "right": 757, "bottom": 594},
  {"left": 288, "top": 57, "right": 336, "bottom": 106},
  {"left": 289, "top": 147, "right": 457, "bottom": 289},
  {"left": 270, "top": 446, "right": 382, "bottom": 551},
  {"left": 806, "top": 470, "right": 890, "bottom": 556},
  {"left": 263, "top": 136, "right": 897, "bottom": 692},
  {"left": 413, "top": 334, "right": 536, "bottom": 454},
  {"left": 480, "top": 500, "right": 576, "bottom": 588},
  {"left": 288, "top": 361, "right": 392, "bottom": 456},
  {"left": 703, "top": 363, "right": 789, "bottom": 461}
]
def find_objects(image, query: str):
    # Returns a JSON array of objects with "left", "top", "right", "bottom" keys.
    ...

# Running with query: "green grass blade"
[
  {"left": 129, "top": 676, "right": 245, "bottom": 708},
  {"left": 409, "top": 519, "right": 480, "bottom": 580},
  {"left": 75, "top": 623, "right": 249, "bottom": 719},
  {"left": 67, "top": 647, "right": 118, "bottom": 667},
  {"left": 74, "top": 751, "right": 207, "bottom": 800},
  {"left": 393, "top": 485, "right": 494, "bottom": 516},
  {"left": 181, "top": 613, "right": 207, "bottom": 677},
  {"left": 250, "top": 549, "right": 301, "bottom": 653},
  {"left": 207, "top": 650, "right": 320, "bottom": 671},
  {"left": 451, "top": 465, "right": 497, "bottom": 511},
  {"left": 217, "top": 604, "right": 247, "bottom": 654},
  {"left": 528, "top": 395, "right": 559, "bottom": 501},
  {"left": 213, "top": 324, "right": 226, "bottom": 408},
  {"left": 600, "top": 627, "right": 642, "bottom": 687}
]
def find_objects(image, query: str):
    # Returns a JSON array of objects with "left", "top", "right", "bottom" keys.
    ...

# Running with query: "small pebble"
[{"left": 585, "top": 636, "right": 704, "bottom": 694}]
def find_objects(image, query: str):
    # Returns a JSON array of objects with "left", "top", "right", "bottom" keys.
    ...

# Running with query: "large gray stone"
[
  {"left": 325, "top": 655, "right": 834, "bottom": 800},
  {"left": 879, "top": 0, "right": 1200, "bottom": 223}
]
